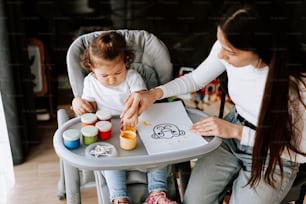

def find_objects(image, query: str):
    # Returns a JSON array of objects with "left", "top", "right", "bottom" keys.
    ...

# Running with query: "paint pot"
[
  {"left": 121, "top": 125, "right": 136, "bottom": 132},
  {"left": 81, "top": 125, "right": 98, "bottom": 145},
  {"left": 63, "top": 129, "right": 81, "bottom": 149},
  {"left": 81, "top": 113, "right": 97, "bottom": 127},
  {"left": 95, "top": 121, "right": 112, "bottom": 140},
  {"left": 96, "top": 109, "right": 112, "bottom": 122},
  {"left": 120, "top": 130, "right": 137, "bottom": 150}
]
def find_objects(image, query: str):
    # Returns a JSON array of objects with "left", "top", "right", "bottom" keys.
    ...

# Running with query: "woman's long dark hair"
[{"left": 218, "top": 3, "right": 306, "bottom": 188}]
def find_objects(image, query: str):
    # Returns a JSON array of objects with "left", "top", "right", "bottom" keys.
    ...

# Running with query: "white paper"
[{"left": 137, "top": 101, "right": 208, "bottom": 155}]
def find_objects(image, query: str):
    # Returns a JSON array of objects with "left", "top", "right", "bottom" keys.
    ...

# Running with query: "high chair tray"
[{"left": 53, "top": 108, "right": 222, "bottom": 171}]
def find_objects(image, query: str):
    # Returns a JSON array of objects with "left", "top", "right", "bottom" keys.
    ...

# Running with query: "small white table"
[{"left": 53, "top": 108, "right": 221, "bottom": 203}]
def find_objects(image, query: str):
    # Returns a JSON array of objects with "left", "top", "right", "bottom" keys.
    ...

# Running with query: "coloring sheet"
[{"left": 136, "top": 101, "right": 208, "bottom": 155}]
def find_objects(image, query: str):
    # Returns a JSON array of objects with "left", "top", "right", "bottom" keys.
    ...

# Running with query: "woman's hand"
[
  {"left": 121, "top": 88, "right": 163, "bottom": 126},
  {"left": 191, "top": 116, "right": 243, "bottom": 140},
  {"left": 120, "top": 113, "right": 139, "bottom": 129},
  {"left": 72, "top": 97, "right": 95, "bottom": 115}
]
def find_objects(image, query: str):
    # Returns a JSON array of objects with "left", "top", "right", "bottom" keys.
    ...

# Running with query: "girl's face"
[
  {"left": 217, "top": 27, "right": 263, "bottom": 68},
  {"left": 91, "top": 55, "right": 127, "bottom": 87}
]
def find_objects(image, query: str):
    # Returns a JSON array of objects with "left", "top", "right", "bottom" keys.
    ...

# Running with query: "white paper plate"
[{"left": 85, "top": 142, "right": 117, "bottom": 158}]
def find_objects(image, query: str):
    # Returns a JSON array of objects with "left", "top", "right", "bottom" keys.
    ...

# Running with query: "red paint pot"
[{"left": 95, "top": 121, "right": 112, "bottom": 140}]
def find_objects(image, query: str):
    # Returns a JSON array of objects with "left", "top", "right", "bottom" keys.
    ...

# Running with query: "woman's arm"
[
  {"left": 121, "top": 88, "right": 163, "bottom": 126},
  {"left": 159, "top": 41, "right": 226, "bottom": 99},
  {"left": 191, "top": 116, "right": 256, "bottom": 145},
  {"left": 121, "top": 41, "right": 226, "bottom": 124},
  {"left": 191, "top": 116, "right": 243, "bottom": 140}
]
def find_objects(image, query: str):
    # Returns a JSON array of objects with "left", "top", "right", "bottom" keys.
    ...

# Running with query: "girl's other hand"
[{"left": 72, "top": 97, "right": 95, "bottom": 115}]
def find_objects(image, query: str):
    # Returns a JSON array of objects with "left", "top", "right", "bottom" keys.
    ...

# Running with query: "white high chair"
[{"left": 56, "top": 29, "right": 185, "bottom": 204}]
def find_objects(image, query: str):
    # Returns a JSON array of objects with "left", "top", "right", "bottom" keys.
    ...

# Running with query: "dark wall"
[
  {"left": 3, "top": 0, "right": 306, "bottom": 163},
  {"left": 1, "top": 0, "right": 38, "bottom": 164},
  {"left": 21, "top": 0, "right": 225, "bottom": 78},
  {"left": 22, "top": 0, "right": 306, "bottom": 76},
  {"left": 122, "top": 1, "right": 220, "bottom": 69},
  {"left": 22, "top": 0, "right": 113, "bottom": 77}
]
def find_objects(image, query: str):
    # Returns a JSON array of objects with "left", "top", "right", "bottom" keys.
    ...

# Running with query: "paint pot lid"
[
  {"left": 95, "top": 121, "right": 112, "bottom": 131},
  {"left": 63, "top": 129, "right": 81, "bottom": 140},
  {"left": 85, "top": 142, "right": 117, "bottom": 158},
  {"left": 81, "top": 113, "right": 97, "bottom": 123},
  {"left": 96, "top": 109, "right": 112, "bottom": 120},
  {"left": 81, "top": 125, "right": 98, "bottom": 136}
]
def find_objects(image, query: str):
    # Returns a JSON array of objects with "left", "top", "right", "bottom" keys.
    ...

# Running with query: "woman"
[{"left": 121, "top": 3, "right": 306, "bottom": 204}]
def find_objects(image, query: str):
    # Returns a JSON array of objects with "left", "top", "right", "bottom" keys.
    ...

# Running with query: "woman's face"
[
  {"left": 217, "top": 27, "right": 262, "bottom": 68},
  {"left": 91, "top": 55, "right": 127, "bottom": 87}
]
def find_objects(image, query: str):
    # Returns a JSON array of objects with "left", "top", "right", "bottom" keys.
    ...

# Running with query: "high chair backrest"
[
  {"left": 62, "top": 30, "right": 178, "bottom": 204},
  {"left": 66, "top": 29, "right": 173, "bottom": 97}
]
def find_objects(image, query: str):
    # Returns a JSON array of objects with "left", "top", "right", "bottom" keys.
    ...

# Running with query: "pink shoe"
[
  {"left": 113, "top": 198, "right": 130, "bottom": 204},
  {"left": 143, "top": 192, "right": 177, "bottom": 204}
]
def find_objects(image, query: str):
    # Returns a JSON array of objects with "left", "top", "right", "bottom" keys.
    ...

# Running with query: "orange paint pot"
[
  {"left": 120, "top": 130, "right": 137, "bottom": 150},
  {"left": 95, "top": 121, "right": 112, "bottom": 140},
  {"left": 81, "top": 113, "right": 97, "bottom": 127},
  {"left": 121, "top": 125, "right": 136, "bottom": 132}
]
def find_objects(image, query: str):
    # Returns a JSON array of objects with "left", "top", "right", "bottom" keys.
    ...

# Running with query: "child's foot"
[
  {"left": 113, "top": 198, "right": 130, "bottom": 204},
  {"left": 143, "top": 192, "right": 177, "bottom": 204}
]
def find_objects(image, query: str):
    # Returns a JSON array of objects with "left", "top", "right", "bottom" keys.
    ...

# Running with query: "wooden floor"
[
  {"left": 7, "top": 108, "right": 306, "bottom": 204},
  {"left": 7, "top": 118, "right": 98, "bottom": 204}
]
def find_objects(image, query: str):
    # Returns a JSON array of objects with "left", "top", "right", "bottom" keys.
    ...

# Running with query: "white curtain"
[{"left": 0, "top": 91, "right": 15, "bottom": 204}]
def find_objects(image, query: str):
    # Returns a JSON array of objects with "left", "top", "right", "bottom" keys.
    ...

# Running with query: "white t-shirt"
[
  {"left": 158, "top": 40, "right": 306, "bottom": 163},
  {"left": 82, "top": 69, "right": 147, "bottom": 115}
]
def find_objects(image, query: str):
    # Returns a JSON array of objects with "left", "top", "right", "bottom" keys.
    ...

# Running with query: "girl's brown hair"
[{"left": 80, "top": 31, "right": 135, "bottom": 72}]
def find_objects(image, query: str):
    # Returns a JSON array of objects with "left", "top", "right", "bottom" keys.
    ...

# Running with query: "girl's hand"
[
  {"left": 121, "top": 88, "right": 163, "bottom": 123},
  {"left": 121, "top": 113, "right": 139, "bottom": 128},
  {"left": 72, "top": 97, "right": 95, "bottom": 115},
  {"left": 191, "top": 116, "right": 243, "bottom": 140}
]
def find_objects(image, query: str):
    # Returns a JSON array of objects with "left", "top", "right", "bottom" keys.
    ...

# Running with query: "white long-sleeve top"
[{"left": 158, "top": 40, "right": 306, "bottom": 163}]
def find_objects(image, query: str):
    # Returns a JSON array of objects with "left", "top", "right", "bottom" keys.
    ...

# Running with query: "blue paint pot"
[{"left": 63, "top": 129, "right": 81, "bottom": 149}]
